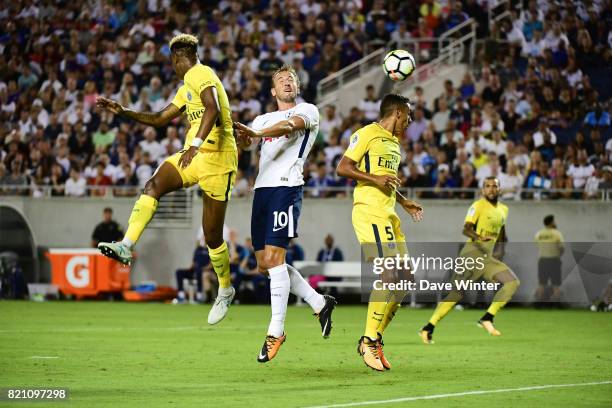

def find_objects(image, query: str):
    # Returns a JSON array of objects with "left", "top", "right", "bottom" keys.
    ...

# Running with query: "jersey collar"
[{"left": 373, "top": 122, "right": 396, "bottom": 140}]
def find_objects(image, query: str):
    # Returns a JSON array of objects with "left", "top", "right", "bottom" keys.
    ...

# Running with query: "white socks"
[
  {"left": 287, "top": 264, "right": 325, "bottom": 313},
  {"left": 121, "top": 237, "right": 134, "bottom": 248},
  {"left": 218, "top": 286, "right": 233, "bottom": 296},
  {"left": 268, "top": 264, "right": 290, "bottom": 337}
]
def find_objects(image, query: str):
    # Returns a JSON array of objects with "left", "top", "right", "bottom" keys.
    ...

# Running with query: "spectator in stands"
[
  {"left": 236, "top": 237, "right": 269, "bottom": 304},
  {"left": 88, "top": 162, "right": 112, "bottom": 197},
  {"left": 307, "top": 161, "right": 336, "bottom": 198},
  {"left": 91, "top": 207, "right": 123, "bottom": 248},
  {"left": 550, "top": 164, "right": 573, "bottom": 200},
  {"left": 584, "top": 104, "right": 611, "bottom": 128},
  {"left": 407, "top": 107, "right": 429, "bottom": 143},
  {"left": 320, "top": 105, "right": 342, "bottom": 143},
  {"left": 286, "top": 239, "right": 305, "bottom": 267},
  {"left": 526, "top": 161, "right": 553, "bottom": 199},
  {"left": 568, "top": 150, "right": 595, "bottom": 191},
  {"left": 317, "top": 234, "right": 344, "bottom": 262},
  {"left": 584, "top": 166, "right": 605, "bottom": 199},
  {"left": 532, "top": 119, "right": 557, "bottom": 148},
  {"left": 1, "top": 157, "right": 28, "bottom": 196},
  {"left": 139, "top": 127, "right": 164, "bottom": 165},
  {"left": 92, "top": 122, "right": 115, "bottom": 150},
  {"left": 174, "top": 244, "right": 211, "bottom": 304},
  {"left": 499, "top": 161, "right": 523, "bottom": 201},
  {"left": 65, "top": 166, "right": 87, "bottom": 197},
  {"left": 135, "top": 151, "right": 154, "bottom": 189},
  {"left": 358, "top": 85, "right": 381, "bottom": 122},
  {"left": 600, "top": 167, "right": 612, "bottom": 191},
  {"left": 445, "top": 1, "right": 469, "bottom": 31},
  {"left": 420, "top": 0, "right": 442, "bottom": 32},
  {"left": 432, "top": 98, "right": 451, "bottom": 134}
]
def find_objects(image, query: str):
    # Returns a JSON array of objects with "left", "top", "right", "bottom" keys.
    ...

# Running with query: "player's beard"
[{"left": 277, "top": 90, "right": 297, "bottom": 103}]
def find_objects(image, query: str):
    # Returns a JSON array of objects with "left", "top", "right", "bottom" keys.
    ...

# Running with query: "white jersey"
[{"left": 252, "top": 102, "right": 319, "bottom": 189}]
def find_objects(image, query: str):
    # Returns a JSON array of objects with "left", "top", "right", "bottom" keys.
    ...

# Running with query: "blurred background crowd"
[{"left": 0, "top": 0, "right": 611, "bottom": 199}]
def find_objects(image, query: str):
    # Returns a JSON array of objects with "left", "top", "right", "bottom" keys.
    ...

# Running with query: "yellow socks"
[
  {"left": 364, "top": 290, "right": 390, "bottom": 340},
  {"left": 208, "top": 242, "right": 231, "bottom": 289},
  {"left": 378, "top": 301, "right": 400, "bottom": 334},
  {"left": 429, "top": 301, "right": 457, "bottom": 326},
  {"left": 487, "top": 280, "right": 520, "bottom": 316},
  {"left": 124, "top": 194, "right": 158, "bottom": 246}
]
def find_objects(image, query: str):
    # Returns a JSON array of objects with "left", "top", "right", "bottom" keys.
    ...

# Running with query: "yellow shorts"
[
  {"left": 454, "top": 243, "right": 510, "bottom": 283},
  {"left": 165, "top": 150, "right": 237, "bottom": 201},
  {"left": 352, "top": 205, "right": 408, "bottom": 259}
]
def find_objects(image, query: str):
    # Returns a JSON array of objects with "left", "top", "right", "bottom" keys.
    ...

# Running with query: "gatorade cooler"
[{"left": 46, "top": 249, "right": 131, "bottom": 297}]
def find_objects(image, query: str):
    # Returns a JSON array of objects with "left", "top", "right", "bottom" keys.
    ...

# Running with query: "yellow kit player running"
[
  {"left": 96, "top": 34, "right": 238, "bottom": 325},
  {"left": 337, "top": 94, "right": 423, "bottom": 372},
  {"left": 420, "top": 177, "right": 520, "bottom": 343}
]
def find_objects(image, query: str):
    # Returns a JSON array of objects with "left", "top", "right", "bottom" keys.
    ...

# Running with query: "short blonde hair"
[
  {"left": 272, "top": 64, "right": 300, "bottom": 89},
  {"left": 169, "top": 33, "right": 198, "bottom": 52}
]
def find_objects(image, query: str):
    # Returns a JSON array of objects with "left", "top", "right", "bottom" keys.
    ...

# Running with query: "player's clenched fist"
[{"left": 96, "top": 97, "right": 125, "bottom": 115}]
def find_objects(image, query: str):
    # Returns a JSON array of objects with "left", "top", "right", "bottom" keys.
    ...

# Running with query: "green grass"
[{"left": 1, "top": 301, "right": 611, "bottom": 407}]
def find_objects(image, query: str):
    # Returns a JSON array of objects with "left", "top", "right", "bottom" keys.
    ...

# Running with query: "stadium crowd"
[{"left": 0, "top": 0, "right": 611, "bottom": 200}]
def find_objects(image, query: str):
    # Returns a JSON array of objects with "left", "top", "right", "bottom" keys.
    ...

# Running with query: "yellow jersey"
[
  {"left": 344, "top": 123, "right": 401, "bottom": 216},
  {"left": 171, "top": 64, "right": 235, "bottom": 152},
  {"left": 464, "top": 197, "right": 508, "bottom": 253},
  {"left": 535, "top": 227, "right": 564, "bottom": 258}
]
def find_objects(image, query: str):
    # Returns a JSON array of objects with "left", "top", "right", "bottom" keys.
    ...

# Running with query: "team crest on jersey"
[
  {"left": 187, "top": 91, "right": 192, "bottom": 101},
  {"left": 349, "top": 134, "right": 359, "bottom": 150}
]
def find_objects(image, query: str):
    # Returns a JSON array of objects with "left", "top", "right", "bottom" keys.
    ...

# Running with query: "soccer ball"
[{"left": 383, "top": 50, "right": 416, "bottom": 81}]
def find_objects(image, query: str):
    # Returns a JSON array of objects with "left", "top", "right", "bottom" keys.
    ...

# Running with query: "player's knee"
[
  {"left": 508, "top": 279, "right": 520, "bottom": 291},
  {"left": 259, "top": 251, "right": 283, "bottom": 271},
  {"left": 143, "top": 177, "right": 160, "bottom": 199}
]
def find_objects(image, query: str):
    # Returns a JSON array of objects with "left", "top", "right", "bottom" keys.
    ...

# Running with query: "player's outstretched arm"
[
  {"left": 234, "top": 115, "right": 307, "bottom": 140},
  {"left": 336, "top": 156, "right": 400, "bottom": 191},
  {"left": 178, "top": 87, "right": 220, "bottom": 169},
  {"left": 96, "top": 97, "right": 182, "bottom": 127}
]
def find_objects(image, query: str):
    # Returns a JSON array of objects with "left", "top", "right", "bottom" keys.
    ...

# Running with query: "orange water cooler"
[{"left": 46, "top": 249, "right": 131, "bottom": 297}]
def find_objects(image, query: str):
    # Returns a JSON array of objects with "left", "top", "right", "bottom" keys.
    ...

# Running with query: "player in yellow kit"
[
  {"left": 419, "top": 177, "right": 520, "bottom": 343},
  {"left": 95, "top": 34, "right": 238, "bottom": 325},
  {"left": 337, "top": 94, "right": 424, "bottom": 371}
]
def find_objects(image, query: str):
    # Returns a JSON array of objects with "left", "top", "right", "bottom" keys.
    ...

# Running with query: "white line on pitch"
[
  {"left": 30, "top": 356, "right": 60, "bottom": 359},
  {"left": 304, "top": 380, "right": 612, "bottom": 408}
]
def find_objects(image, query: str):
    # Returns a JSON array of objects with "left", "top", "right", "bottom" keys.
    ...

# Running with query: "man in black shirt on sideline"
[{"left": 91, "top": 208, "right": 124, "bottom": 248}]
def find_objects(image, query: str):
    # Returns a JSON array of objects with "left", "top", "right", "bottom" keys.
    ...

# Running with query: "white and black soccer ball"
[{"left": 383, "top": 49, "right": 416, "bottom": 82}]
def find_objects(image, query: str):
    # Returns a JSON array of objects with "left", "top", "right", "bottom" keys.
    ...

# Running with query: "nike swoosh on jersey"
[{"left": 272, "top": 226, "right": 285, "bottom": 232}]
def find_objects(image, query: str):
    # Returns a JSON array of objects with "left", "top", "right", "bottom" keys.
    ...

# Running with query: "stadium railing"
[
  {"left": 316, "top": 19, "right": 477, "bottom": 103},
  {"left": 1, "top": 185, "right": 610, "bottom": 201}
]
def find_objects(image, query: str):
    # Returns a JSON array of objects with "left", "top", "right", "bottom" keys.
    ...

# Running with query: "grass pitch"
[{"left": 1, "top": 301, "right": 611, "bottom": 407}]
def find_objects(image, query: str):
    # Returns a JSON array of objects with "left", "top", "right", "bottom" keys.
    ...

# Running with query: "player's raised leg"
[
  {"left": 204, "top": 193, "right": 236, "bottom": 325},
  {"left": 98, "top": 163, "right": 183, "bottom": 265},
  {"left": 478, "top": 269, "right": 520, "bottom": 336},
  {"left": 420, "top": 289, "right": 464, "bottom": 344},
  {"left": 286, "top": 264, "right": 336, "bottom": 338}
]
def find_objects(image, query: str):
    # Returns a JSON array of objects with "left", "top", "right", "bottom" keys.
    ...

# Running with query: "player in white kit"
[{"left": 234, "top": 65, "right": 336, "bottom": 363}]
